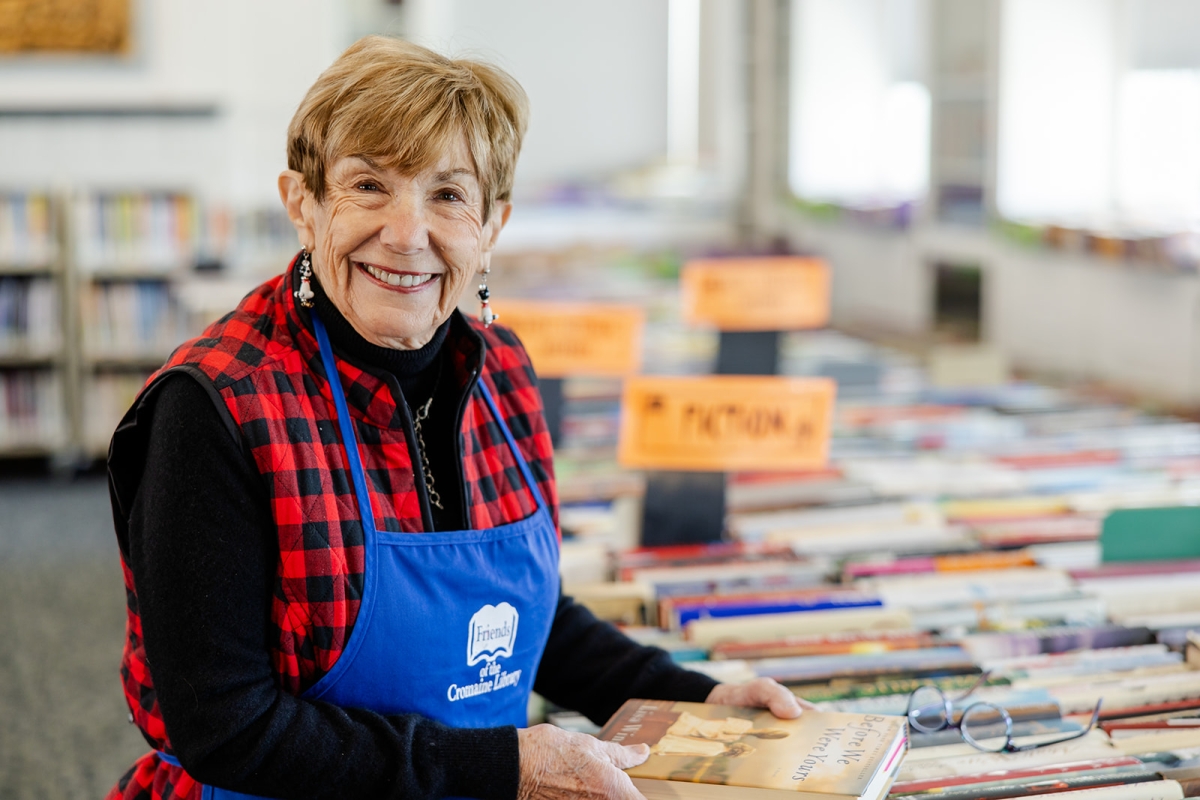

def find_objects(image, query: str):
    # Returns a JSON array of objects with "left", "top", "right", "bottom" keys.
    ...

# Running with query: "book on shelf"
[
  {"left": 82, "top": 280, "right": 183, "bottom": 360},
  {"left": 74, "top": 191, "right": 197, "bottom": 273},
  {"left": 0, "top": 276, "right": 59, "bottom": 355},
  {"left": 0, "top": 369, "right": 64, "bottom": 449},
  {"left": 597, "top": 699, "right": 906, "bottom": 800},
  {"left": 0, "top": 193, "right": 55, "bottom": 266}
]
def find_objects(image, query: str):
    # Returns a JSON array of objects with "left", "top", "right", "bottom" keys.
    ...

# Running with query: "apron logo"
[
  {"left": 467, "top": 602, "right": 520, "bottom": 665},
  {"left": 449, "top": 602, "right": 523, "bottom": 702}
]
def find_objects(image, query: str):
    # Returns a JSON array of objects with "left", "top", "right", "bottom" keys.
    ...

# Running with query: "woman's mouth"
[{"left": 358, "top": 261, "right": 438, "bottom": 289}]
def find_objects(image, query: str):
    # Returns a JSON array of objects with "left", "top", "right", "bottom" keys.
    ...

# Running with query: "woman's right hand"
[{"left": 517, "top": 723, "right": 649, "bottom": 800}]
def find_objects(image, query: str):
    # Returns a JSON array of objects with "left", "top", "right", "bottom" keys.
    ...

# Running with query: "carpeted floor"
[{"left": 0, "top": 477, "right": 148, "bottom": 799}]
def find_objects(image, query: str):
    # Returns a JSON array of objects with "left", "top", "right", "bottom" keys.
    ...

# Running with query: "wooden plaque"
[{"left": 0, "top": 0, "right": 132, "bottom": 54}]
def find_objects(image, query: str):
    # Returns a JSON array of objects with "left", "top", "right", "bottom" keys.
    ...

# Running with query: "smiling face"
[{"left": 279, "top": 136, "right": 511, "bottom": 350}]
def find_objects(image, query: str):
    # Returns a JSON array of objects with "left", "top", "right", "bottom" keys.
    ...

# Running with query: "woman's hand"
[
  {"left": 518, "top": 724, "right": 649, "bottom": 800},
  {"left": 706, "top": 678, "right": 816, "bottom": 719}
]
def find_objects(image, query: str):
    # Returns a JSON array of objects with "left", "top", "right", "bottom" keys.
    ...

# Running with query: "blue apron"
[{"left": 160, "top": 311, "right": 560, "bottom": 799}]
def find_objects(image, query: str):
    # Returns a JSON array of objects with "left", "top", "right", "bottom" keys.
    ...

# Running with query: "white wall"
[
  {"left": 409, "top": 0, "right": 670, "bottom": 195},
  {"left": 0, "top": 1, "right": 723, "bottom": 210}
]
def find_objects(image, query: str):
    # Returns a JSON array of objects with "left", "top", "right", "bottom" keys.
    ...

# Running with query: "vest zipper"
[
  {"left": 455, "top": 365, "right": 482, "bottom": 529},
  {"left": 393, "top": 379, "right": 437, "bottom": 533}
]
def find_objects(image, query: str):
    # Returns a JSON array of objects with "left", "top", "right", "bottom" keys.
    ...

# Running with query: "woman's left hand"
[{"left": 706, "top": 678, "right": 816, "bottom": 719}]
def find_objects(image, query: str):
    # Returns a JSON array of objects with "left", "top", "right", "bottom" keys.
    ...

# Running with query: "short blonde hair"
[{"left": 287, "top": 36, "right": 528, "bottom": 221}]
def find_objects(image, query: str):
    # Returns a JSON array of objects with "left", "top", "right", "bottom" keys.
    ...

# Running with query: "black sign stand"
[
  {"left": 715, "top": 330, "right": 781, "bottom": 376},
  {"left": 540, "top": 377, "right": 565, "bottom": 448},
  {"left": 639, "top": 330, "right": 783, "bottom": 547}
]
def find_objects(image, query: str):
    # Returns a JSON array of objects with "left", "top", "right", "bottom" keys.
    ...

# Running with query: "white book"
[
  {"left": 685, "top": 607, "right": 914, "bottom": 648},
  {"left": 1043, "top": 779, "right": 1183, "bottom": 799},
  {"left": 895, "top": 730, "right": 1115, "bottom": 782}
]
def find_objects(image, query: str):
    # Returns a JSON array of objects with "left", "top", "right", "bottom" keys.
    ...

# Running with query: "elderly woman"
[{"left": 106, "top": 36, "right": 804, "bottom": 800}]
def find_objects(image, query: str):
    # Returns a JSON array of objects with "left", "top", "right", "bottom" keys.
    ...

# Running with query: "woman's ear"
[
  {"left": 278, "top": 170, "right": 315, "bottom": 248},
  {"left": 478, "top": 201, "right": 512, "bottom": 275},
  {"left": 483, "top": 201, "right": 513, "bottom": 253}
]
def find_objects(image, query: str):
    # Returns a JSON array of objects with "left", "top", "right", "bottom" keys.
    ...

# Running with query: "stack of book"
[{"left": 535, "top": 308, "right": 1200, "bottom": 796}]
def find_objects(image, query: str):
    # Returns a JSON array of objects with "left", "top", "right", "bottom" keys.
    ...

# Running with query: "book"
[
  {"left": 597, "top": 699, "right": 906, "bottom": 800},
  {"left": 890, "top": 766, "right": 1163, "bottom": 799},
  {"left": 1005, "top": 780, "right": 1184, "bottom": 798},
  {"left": 887, "top": 755, "right": 1144, "bottom": 795},
  {"left": 684, "top": 607, "right": 914, "bottom": 648},
  {"left": 748, "top": 645, "right": 978, "bottom": 686},
  {"left": 661, "top": 588, "right": 883, "bottom": 631},
  {"left": 960, "top": 625, "right": 1155, "bottom": 662},
  {"left": 894, "top": 730, "right": 1116, "bottom": 782},
  {"left": 709, "top": 630, "right": 940, "bottom": 661}
]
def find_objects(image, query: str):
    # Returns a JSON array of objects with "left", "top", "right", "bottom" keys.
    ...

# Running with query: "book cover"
[{"left": 597, "top": 700, "right": 906, "bottom": 800}]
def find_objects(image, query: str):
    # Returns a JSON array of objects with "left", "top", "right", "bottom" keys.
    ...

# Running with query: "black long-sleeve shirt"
[{"left": 112, "top": 288, "right": 717, "bottom": 800}]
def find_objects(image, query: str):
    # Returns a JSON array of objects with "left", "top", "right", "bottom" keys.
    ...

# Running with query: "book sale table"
[
  {"left": 495, "top": 253, "right": 1200, "bottom": 797},
  {"left": 556, "top": 325, "right": 1200, "bottom": 799}
]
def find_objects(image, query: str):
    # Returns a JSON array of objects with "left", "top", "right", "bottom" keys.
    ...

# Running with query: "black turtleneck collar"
[{"left": 308, "top": 274, "right": 451, "bottom": 383}]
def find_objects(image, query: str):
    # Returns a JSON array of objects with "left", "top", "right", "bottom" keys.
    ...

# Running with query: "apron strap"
[
  {"left": 477, "top": 379, "right": 548, "bottom": 512},
  {"left": 156, "top": 751, "right": 182, "bottom": 767},
  {"left": 311, "top": 311, "right": 378, "bottom": 536}
]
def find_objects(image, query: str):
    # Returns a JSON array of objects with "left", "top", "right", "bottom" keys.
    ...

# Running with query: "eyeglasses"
[{"left": 906, "top": 673, "right": 1103, "bottom": 754}]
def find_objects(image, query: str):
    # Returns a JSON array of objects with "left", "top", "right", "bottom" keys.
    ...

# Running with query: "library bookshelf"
[
  {"left": 0, "top": 191, "right": 69, "bottom": 460},
  {"left": 0, "top": 188, "right": 294, "bottom": 465}
]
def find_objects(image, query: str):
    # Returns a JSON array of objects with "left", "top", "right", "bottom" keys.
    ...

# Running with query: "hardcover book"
[{"left": 597, "top": 700, "right": 906, "bottom": 800}]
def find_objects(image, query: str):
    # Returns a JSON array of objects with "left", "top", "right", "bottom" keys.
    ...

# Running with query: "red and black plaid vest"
[{"left": 109, "top": 267, "right": 556, "bottom": 800}]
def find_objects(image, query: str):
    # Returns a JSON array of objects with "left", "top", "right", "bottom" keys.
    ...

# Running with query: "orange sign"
[
  {"left": 494, "top": 300, "right": 644, "bottom": 378},
  {"left": 681, "top": 257, "right": 830, "bottom": 331},
  {"left": 618, "top": 376, "right": 836, "bottom": 472}
]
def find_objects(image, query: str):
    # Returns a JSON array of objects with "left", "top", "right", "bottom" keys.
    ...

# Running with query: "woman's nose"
[{"left": 378, "top": 196, "right": 429, "bottom": 254}]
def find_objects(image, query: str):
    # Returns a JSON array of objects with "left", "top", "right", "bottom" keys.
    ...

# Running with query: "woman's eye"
[
  {"left": 357, "top": 182, "right": 379, "bottom": 192},
  {"left": 437, "top": 190, "right": 462, "bottom": 202}
]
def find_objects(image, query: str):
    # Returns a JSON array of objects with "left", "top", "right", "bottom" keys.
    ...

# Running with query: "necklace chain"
[{"left": 412, "top": 396, "right": 444, "bottom": 510}]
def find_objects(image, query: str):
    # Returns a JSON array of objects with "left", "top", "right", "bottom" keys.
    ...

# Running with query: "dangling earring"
[
  {"left": 295, "top": 248, "right": 315, "bottom": 309},
  {"left": 477, "top": 266, "right": 497, "bottom": 327}
]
